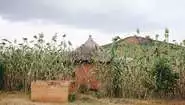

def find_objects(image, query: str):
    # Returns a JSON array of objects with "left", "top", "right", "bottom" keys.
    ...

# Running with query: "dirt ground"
[{"left": 0, "top": 91, "right": 185, "bottom": 105}]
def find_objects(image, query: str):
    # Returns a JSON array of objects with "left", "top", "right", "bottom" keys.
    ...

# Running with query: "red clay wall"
[{"left": 74, "top": 64, "right": 100, "bottom": 90}]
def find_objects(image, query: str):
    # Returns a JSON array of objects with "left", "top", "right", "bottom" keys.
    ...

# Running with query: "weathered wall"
[
  {"left": 31, "top": 80, "right": 69, "bottom": 103},
  {"left": 74, "top": 64, "right": 100, "bottom": 90}
]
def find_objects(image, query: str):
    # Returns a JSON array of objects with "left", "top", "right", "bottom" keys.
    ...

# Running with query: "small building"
[{"left": 72, "top": 35, "right": 110, "bottom": 91}]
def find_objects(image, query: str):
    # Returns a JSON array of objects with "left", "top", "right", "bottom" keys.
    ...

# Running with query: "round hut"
[
  {"left": 72, "top": 35, "right": 106, "bottom": 91},
  {"left": 73, "top": 35, "right": 99, "bottom": 63}
]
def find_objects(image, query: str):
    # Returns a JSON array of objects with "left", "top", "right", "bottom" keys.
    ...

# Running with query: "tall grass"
[
  {"left": 0, "top": 31, "right": 185, "bottom": 99},
  {"left": 95, "top": 32, "right": 185, "bottom": 99},
  {"left": 0, "top": 33, "right": 74, "bottom": 92}
]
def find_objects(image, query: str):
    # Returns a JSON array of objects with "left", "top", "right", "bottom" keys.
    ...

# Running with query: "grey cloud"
[{"left": 0, "top": 0, "right": 179, "bottom": 33}]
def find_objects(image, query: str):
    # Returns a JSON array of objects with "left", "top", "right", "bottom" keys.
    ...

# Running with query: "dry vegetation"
[{"left": 1, "top": 92, "right": 185, "bottom": 105}]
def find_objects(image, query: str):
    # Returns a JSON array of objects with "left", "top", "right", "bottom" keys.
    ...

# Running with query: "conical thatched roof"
[
  {"left": 83, "top": 35, "right": 99, "bottom": 49},
  {"left": 72, "top": 35, "right": 110, "bottom": 63}
]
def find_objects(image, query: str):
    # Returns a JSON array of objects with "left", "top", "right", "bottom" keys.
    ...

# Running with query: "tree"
[
  {"left": 183, "top": 40, "right": 185, "bottom": 46},
  {"left": 136, "top": 28, "right": 140, "bottom": 34},
  {"left": 155, "top": 34, "right": 159, "bottom": 41},
  {"left": 164, "top": 28, "right": 169, "bottom": 42}
]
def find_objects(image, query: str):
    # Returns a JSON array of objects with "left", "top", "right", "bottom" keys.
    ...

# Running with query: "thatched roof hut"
[
  {"left": 72, "top": 35, "right": 110, "bottom": 63},
  {"left": 72, "top": 35, "right": 110, "bottom": 90}
]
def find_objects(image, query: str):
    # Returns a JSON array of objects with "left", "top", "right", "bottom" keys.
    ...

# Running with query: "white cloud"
[{"left": 0, "top": 17, "right": 113, "bottom": 48}]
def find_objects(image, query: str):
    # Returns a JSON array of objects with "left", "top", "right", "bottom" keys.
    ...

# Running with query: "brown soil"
[{"left": 0, "top": 91, "right": 185, "bottom": 105}]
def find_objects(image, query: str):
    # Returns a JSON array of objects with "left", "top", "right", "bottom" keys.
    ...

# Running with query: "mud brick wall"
[
  {"left": 75, "top": 64, "right": 100, "bottom": 90},
  {"left": 31, "top": 80, "right": 69, "bottom": 103}
]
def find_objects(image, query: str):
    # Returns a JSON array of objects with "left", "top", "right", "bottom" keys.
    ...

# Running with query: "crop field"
[
  {"left": 0, "top": 32, "right": 185, "bottom": 105},
  {"left": 1, "top": 0, "right": 185, "bottom": 104}
]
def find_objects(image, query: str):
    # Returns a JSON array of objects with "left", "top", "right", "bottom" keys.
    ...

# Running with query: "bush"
[
  {"left": 68, "top": 93, "right": 76, "bottom": 102},
  {"left": 152, "top": 56, "right": 179, "bottom": 96}
]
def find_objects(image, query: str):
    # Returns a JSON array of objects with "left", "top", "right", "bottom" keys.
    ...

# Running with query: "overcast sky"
[{"left": 0, "top": 0, "right": 185, "bottom": 48}]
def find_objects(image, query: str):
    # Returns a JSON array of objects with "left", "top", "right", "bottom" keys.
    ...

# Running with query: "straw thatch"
[{"left": 72, "top": 35, "right": 110, "bottom": 63}]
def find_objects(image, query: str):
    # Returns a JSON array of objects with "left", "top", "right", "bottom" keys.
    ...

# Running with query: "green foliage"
[
  {"left": 136, "top": 28, "right": 140, "bottom": 34},
  {"left": 97, "top": 30, "right": 184, "bottom": 99},
  {"left": 183, "top": 40, "right": 185, "bottom": 46},
  {"left": 152, "top": 57, "right": 179, "bottom": 94},
  {"left": 98, "top": 37, "right": 127, "bottom": 98},
  {"left": 110, "top": 37, "right": 124, "bottom": 97},
  {"left": 0, "top": 30, "right": 185, "bottom": 100},
  {"left": 0, "top": 33, "right": 74, "bottom": 92},
  {"left": 68, "top": 93, "right": 76, "bottom": 102},
  {"left": 94, "top": 91, "right": 102, "bottom": 98},
  {"left": 0, "top": 61, "right": 4, "bottom": 90},
  {"left": 110, "top": 58, "right": 125, "bottom": 97},
  {"left": 164, "top": 28, "right": 169, "bottom": 42}
]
